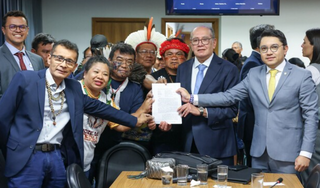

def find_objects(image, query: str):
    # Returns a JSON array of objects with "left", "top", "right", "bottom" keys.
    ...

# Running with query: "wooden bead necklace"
[{"left": 46, "top": 80, "right": 65, "bottom": 126}]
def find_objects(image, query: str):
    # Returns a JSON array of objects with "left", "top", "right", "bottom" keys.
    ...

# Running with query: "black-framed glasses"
[
  {"left": 51, "top": 55, "right": 76, "bottom": 67},
  {"left": 191, "top": 37, "right": 213, "bottom": 45},
  {"left": 137, "top": 50, "right": 157, "bottom": 56},
  {"left": 6, "top": 24, "right": 28, "bottom": 31},
  {"left": 260, "top": 44, "right": 283, "bottom": 53}
]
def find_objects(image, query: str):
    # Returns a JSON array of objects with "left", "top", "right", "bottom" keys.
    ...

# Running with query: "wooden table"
[{"left": 110, "top": 171, "right": 303, "bottom": 188}]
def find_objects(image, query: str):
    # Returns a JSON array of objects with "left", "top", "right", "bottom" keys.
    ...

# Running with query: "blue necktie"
[{"left": 194, "top": 64, "right": 206, "bottom": 94}]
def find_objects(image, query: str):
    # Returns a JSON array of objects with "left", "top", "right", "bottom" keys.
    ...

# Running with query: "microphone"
[{"left": 269, "top": 177, "right": 283, "bottom": 188}]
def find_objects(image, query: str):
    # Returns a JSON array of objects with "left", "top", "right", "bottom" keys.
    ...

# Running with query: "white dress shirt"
[{"left": 37, "top": 69, "right": 70, "bottom": 145}]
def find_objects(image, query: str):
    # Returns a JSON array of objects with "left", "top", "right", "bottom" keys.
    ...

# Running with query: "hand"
[
  {"left": 146, "top": 90, "right": 153, "bottom": 99},
  {"left": 176, "top": 87, "right": 190, "bottom": 103},
  {"left": 159, "top": 121, "right": 172, "bottom": 131},
  {"left": 178, "top": 103, "right": 200, "bottom": 117},
  {"left": 136, "top": 113, "right": 153, "bottom": 127},
  {"left": 156, "top": 76, "right": 167, "bottom": 84},
  {"left": 140, "top": 98, "right": 154, "bottom": 114},
  {"left": 295, "top": 155, "right": 310, "bottom": 172},
  {"left": 147, "top": 120, "right": 156, "bottom": 130}
]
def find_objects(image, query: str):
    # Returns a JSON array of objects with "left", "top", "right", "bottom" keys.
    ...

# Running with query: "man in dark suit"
[
  {"left": 0, "top": 39, "right": 152, "bottom": 188},
  {"left": 0, "top": 10, "right": 44, "bottom": 99},
  {"left": 176, "top": 26, "right": 239, "bottom": 165},
  {"left": 238, "top": 24, "right": 274, "bottom": 166}
]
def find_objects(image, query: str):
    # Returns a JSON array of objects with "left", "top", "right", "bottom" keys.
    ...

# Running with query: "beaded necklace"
[
  {"left": 46, "top": 80, "right": 65, "bottom": 126},
  {"left": 81, "top": 80, "right": 100, "bottom": 99}
]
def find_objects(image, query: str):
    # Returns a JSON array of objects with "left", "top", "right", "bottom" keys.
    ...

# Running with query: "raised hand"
[{"left": 176, "top": 87, "right": 191, "bottom": 103}]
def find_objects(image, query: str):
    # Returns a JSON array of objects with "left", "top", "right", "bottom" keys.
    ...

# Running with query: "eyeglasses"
[
  {"left": 51, "top": 55, "right": 76, "bottom": 67},
  {"left": 137, "top": 50, "right": 157, "bottom": 56},
  {"left": 6, "top": 24, "right": 28, "bottom": 31},
  {"left": 260, "top": 44, "right": 283, "bottom": 53},
  {"left": 113, "top": 58, "right": 134, "bottom": 69},
  {"left": 191, "top": 37, "right": 213, "bottom": 46},
  {"left": 164, "top": 52, "right": 185, "bottom": 58}
]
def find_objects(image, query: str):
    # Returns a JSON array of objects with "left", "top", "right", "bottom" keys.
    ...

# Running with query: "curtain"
[{"left": 0, "top": 0, "right": 42, "bottom": 50}]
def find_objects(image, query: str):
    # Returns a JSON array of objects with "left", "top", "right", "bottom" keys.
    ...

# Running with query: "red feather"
[{"left": 147, "top": 17, "right": 153, "bottom": 41}]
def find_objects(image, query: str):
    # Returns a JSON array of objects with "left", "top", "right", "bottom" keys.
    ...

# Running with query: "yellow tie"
[{"left": 268, "top": 69, "right": 278, "bottom": 101}]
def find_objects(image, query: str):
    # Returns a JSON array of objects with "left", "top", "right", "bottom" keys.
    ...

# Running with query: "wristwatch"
[{"left": 199, "top": 107, "right": 204, "bottom": 116}]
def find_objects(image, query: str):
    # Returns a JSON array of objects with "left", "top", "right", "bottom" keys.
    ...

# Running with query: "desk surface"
[{"left": 110, "top": 171, "right": 303, "bottom": 188}]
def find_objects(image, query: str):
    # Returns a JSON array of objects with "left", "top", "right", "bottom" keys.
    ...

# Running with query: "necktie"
[
  {"left": 14, "top": 52, "right": 27, "bottom": 70},
  {"left": 194, "top": 64, "right": 206, "bottom": 94},
  {"left": 268, "top": 69, "right": 278, "bottom": 101}
]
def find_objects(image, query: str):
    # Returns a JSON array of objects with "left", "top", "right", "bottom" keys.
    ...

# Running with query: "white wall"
[{"left": 42, "top": 0, "right": 320, "bottom": 65}]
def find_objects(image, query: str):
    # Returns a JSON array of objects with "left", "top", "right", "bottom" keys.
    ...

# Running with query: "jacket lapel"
[
  {"left": 260, "top": 65, "right": 270, "bottom": 103},
  {"left": 64, "top": 80, "right": 75, "bottom": 127},
  {"left": 271, "top": 61, "right": 292, "bottom": 103},
  {"left": 1, "top": 44, "right": 20, "bottom": 72},
  {"left": 185, "top": 59, "right": 194, "bottom": 93},
  {"left": 199, "top": 54, "right": 221, "bottom": 93},
  {"left": 37, "top": 70, "right": 46, "bottom": 121}
]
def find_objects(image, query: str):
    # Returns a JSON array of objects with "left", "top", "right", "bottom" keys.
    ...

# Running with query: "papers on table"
[{"left": 152, "top": 83, "right": 182, "bottom": 124}]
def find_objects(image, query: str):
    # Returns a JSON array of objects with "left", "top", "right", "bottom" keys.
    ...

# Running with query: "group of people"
[{"left": 1, "top": 9, "right": 320, "bottom": 188}]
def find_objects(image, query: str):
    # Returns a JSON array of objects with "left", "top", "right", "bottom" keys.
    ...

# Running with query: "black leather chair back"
[
  {"left": 305, "top": 164, "right": 320, "bottom": 188},
  {"left": 96, "top": 141, "right": 151, "bottom": 188},
  {"left": 66, "top": 163, "right": 92, "bottom": 188}
]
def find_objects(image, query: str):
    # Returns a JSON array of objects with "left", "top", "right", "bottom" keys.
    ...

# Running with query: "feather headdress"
[{"left": 125, "top": 17, "right": 166, "bottom": 51}]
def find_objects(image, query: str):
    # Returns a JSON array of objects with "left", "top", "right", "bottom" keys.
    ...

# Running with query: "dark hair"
[
  {"left": 83, "top": 55, "right": 112, "bottom": 78},
  {"left": 31, "top": 33, "right": 56, "bottom": 50},
  {"left": 83, "top": 47, "right": 91, "bottom": 58},
  {"left": 2, "top": 10, "right": 28, "bottom": 27},
  {"left": 51, "top": 39, "right": 79, "bottom": 62},
  {"left": 249, "top": 24, "right": 275, "bottom": 49},
  {"left": 288, "top": 57, "right": 306, "bottom": 69},
  {"left": 222, "top": 48, "right": 242, "bottom": 72},
  {"left": 259, "top": 29, "right": 287, "bottom": 47},
  {"left": 109, "top": 42, "right": 136, "bottom": 61},
  {"left": 306, "top": 28, "right": 320, "bottom": 64}
]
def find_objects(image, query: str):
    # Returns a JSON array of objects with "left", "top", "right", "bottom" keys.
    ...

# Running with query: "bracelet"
[{"left": 189, "top": 95, "right": 194, "bottom": 104}]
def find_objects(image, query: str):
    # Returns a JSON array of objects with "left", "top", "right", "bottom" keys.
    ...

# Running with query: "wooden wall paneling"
[{"left": 92, "top": 18, "right": 149, "bottom": 44}]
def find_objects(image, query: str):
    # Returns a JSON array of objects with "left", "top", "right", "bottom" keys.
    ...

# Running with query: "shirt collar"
[
  {"left": 45, "top": 69, "right": 66, "bottom": 92},
  {"left": 194, "top": 53, "right": 214, "bottom": 69},
  {"left": 266, "top": 59, "right": 286, "bottom": 73},
  {"left": 5, "top": 41, "right": 26, "bottom": 55}
]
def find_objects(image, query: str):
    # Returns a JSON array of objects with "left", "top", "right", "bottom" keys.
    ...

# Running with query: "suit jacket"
[
  {"left": 176, "top": 54, "right": 239, "bottom": 158},
  {"left": 0, "top": 69, "right": 137, "bottom": 177},
  {"left": 0, "top": 44, "right": 44, "bottom": 98},
  {"left": 198, "top": 62, "right": 318, "bottom": 162},
  {"left": 238, "top": 51, "right": 264, "bottom": 140}
]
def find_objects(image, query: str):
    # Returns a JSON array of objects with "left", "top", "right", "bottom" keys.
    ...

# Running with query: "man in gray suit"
[
  {"left": 0, "top": 10, "right": 44, "bottom": 99},
  {"left": 177, "top": 29, "right": 318, "bottom": 174}
]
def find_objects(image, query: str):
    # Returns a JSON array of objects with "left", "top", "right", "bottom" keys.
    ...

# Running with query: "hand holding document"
[{"left": 152, "top": 83, "right": 182, "bottom": 124}]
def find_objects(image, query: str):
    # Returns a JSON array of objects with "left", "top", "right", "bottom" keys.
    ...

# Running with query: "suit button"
[
  {"left": 30, "top": 145, "right": 33, "bottom": 149},
  {"left": 37, "top": 129, "right": 40, "bottom": 131}
]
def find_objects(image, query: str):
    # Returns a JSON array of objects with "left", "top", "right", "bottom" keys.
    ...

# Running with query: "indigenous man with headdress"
[
  {"left": 149, "top": 37, "right": 190, "bottom": 154},
  {"left": 125, "top": 17, "right": 166, "bottom": 75}
]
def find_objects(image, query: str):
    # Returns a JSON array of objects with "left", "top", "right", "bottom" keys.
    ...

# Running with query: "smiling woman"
[{"left": 79, "top": 55, "right": 112, "bottom": 181}]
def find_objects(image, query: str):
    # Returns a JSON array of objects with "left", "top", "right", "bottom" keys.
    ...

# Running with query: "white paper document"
[{"left": 152, "top": 83, "right": 182, "bottom": 124}]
